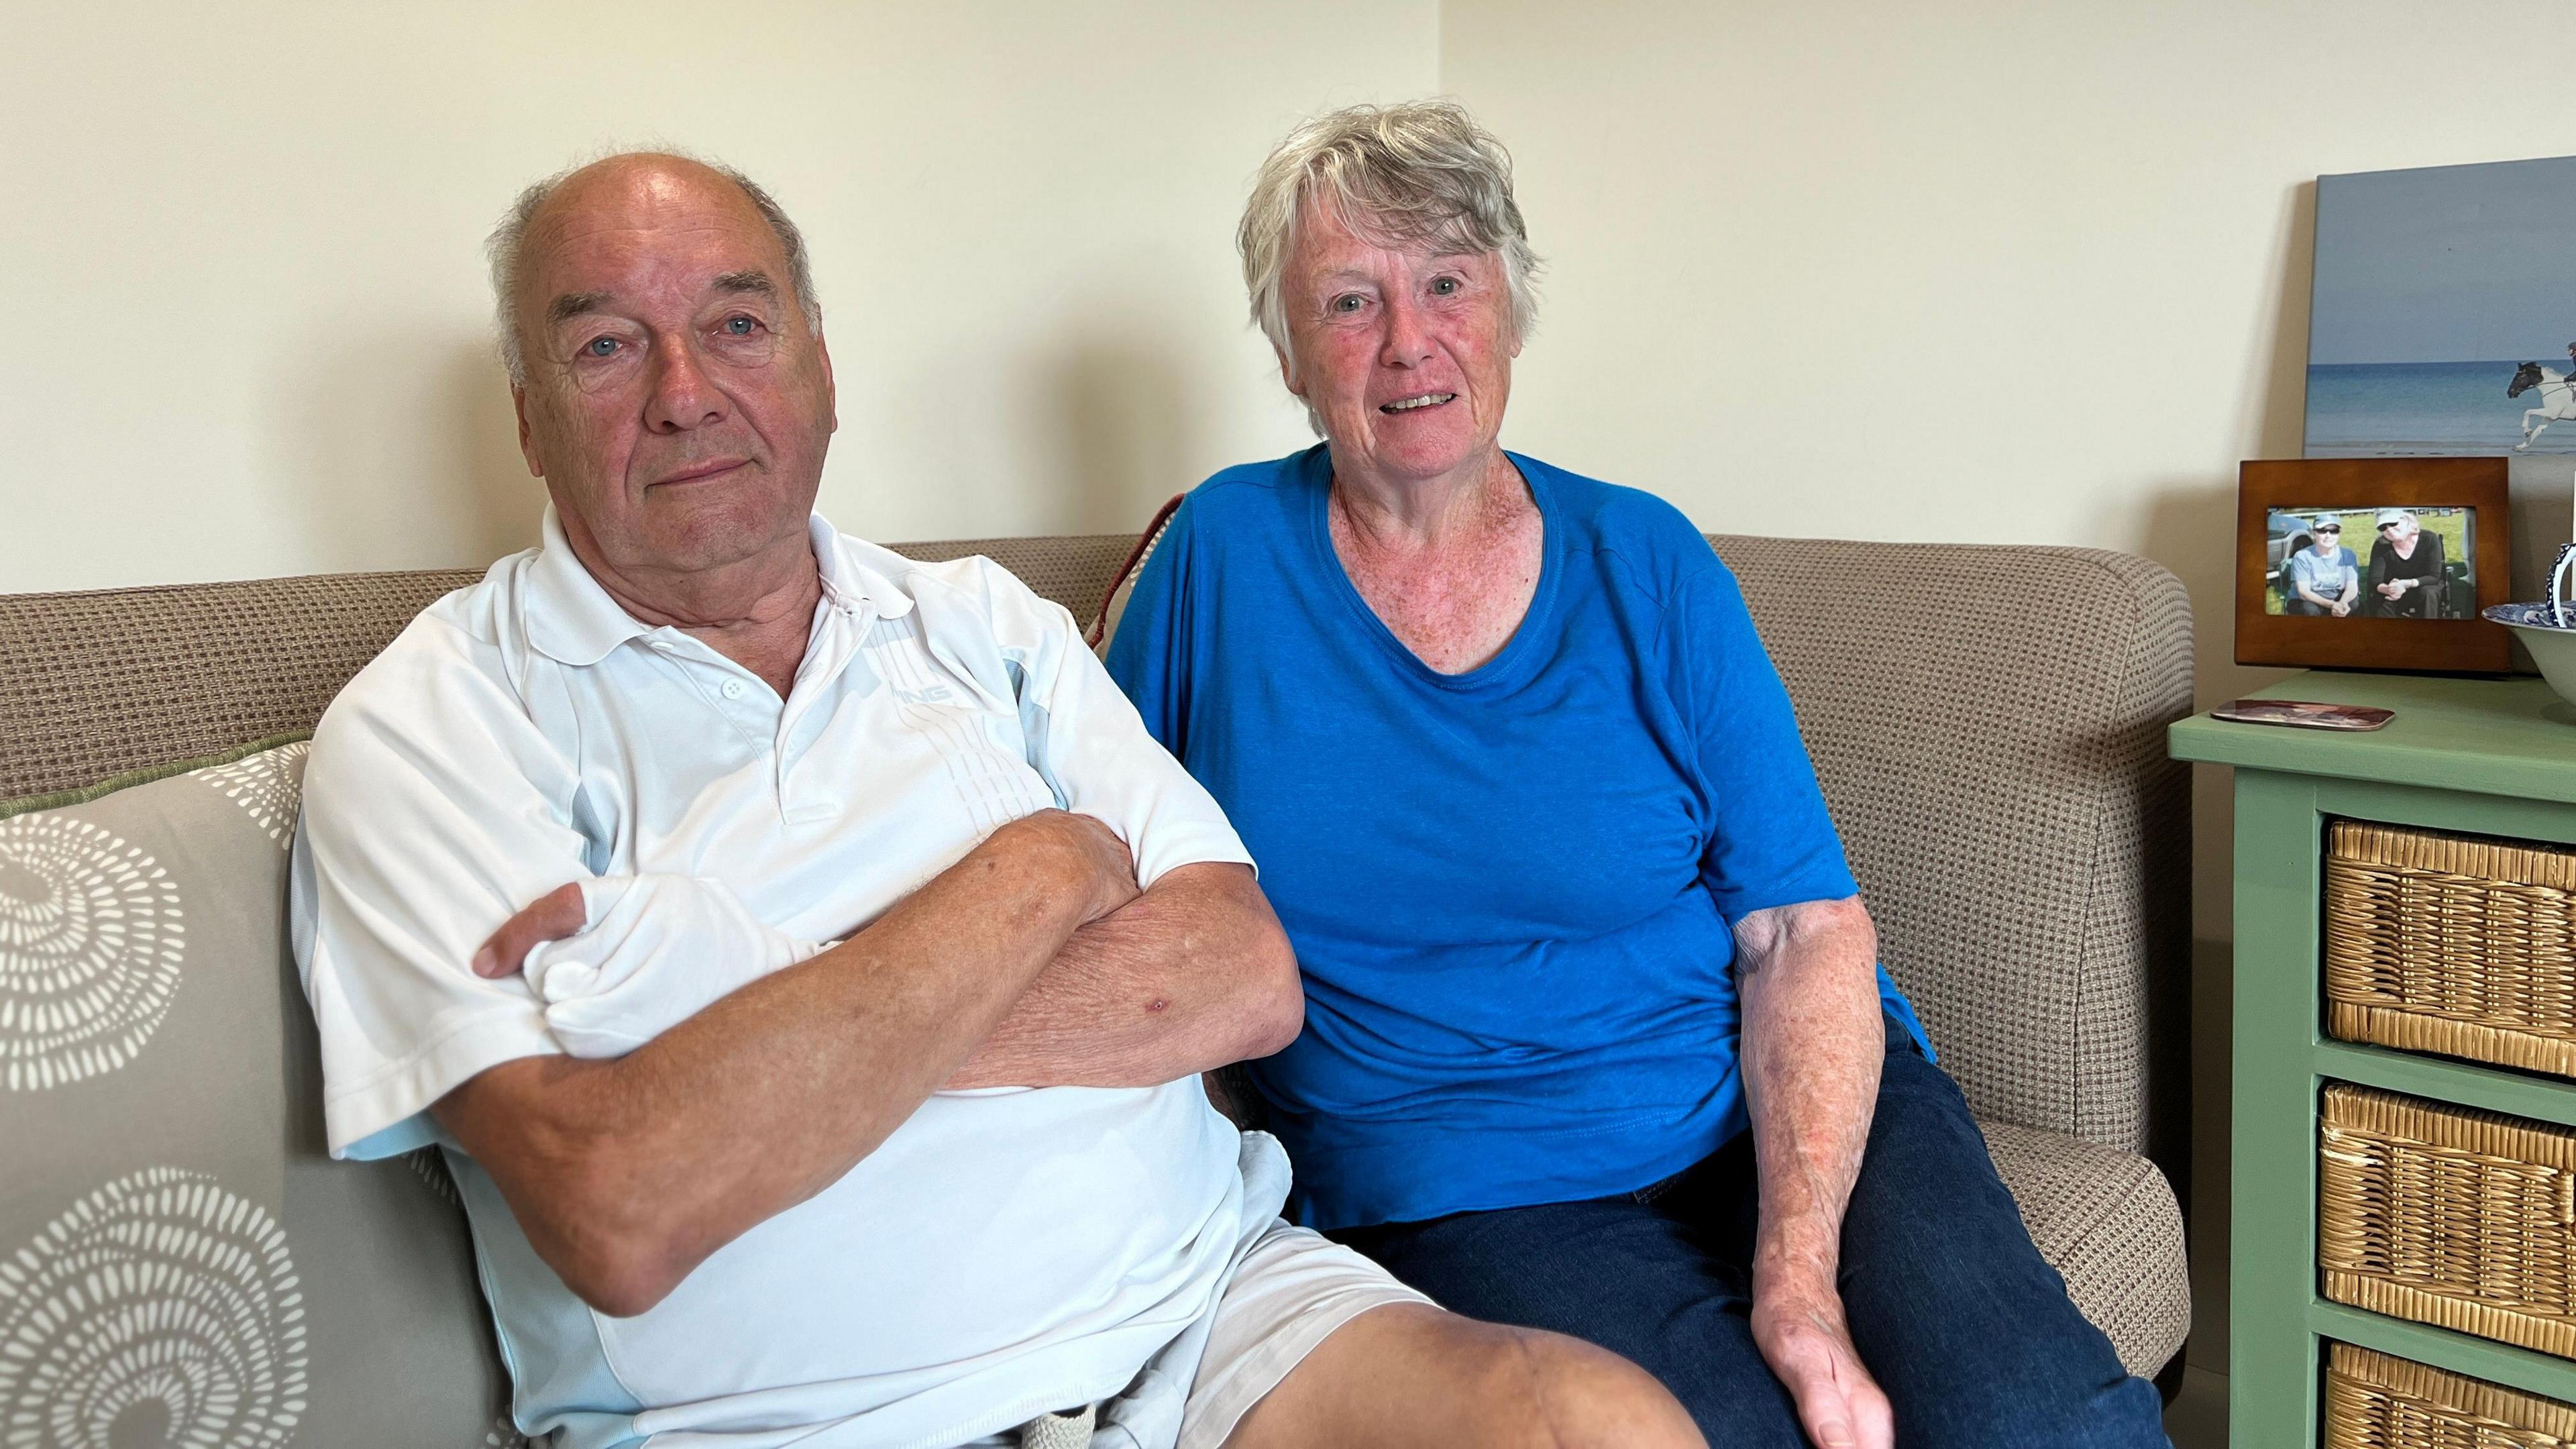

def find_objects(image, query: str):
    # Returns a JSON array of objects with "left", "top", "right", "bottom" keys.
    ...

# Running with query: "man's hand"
[
  {"left": 428, "top": 806, "right": 1145, "bottom": 1316},
  {"left": 1009, "top": 809, "right": 1141, "bottom": 926},
  {"left": 1750, "top": 1275, "right": 1892, "bottom": 1449},
  {"left": 474, "top": 881, "right": 587, "bottom": 978},
  {"left": 467, "top": 810, "right": 1138, "bottom": 984}
]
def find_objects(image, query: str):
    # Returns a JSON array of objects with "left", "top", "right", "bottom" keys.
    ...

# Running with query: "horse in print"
[{"left": 2509, "top": 358, "right": 2576, "bottom": 449}]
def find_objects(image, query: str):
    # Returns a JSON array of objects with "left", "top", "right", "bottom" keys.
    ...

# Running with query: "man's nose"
[
  {"left": 643, "top": 336, "right": 727, "bottom": 433},
  {"left": 1379, "top": 292, "right": 1434, "bottom": 369}
]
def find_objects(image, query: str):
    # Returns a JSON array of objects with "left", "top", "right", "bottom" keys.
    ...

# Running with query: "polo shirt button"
[{"left": 722, "top": 680, "right": 747, "bottom": 700}]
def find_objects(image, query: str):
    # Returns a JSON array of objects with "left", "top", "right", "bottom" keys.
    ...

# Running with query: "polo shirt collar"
[
  {"left": 809, "top": 513, "right": 916, "bottom": 626},
  {"left": 524, "top": 506, "right": 649, "bottom": 667},
  {"left": 524, "top": 505, "right": 914, "bottom": 667}
]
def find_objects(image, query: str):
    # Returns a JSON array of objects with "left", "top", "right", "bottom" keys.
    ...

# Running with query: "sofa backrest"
[
  {"left": 0, "top": 529, "right": 2190, "bottom": 1173},
  {"left": 1709, "top": 535, "right": 2192, "bottom": 1179}
]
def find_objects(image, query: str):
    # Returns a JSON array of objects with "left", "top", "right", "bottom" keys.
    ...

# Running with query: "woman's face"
[
  {"left": 1278, "top": 202, "right": 1519, "bottom": 489},
  {"left": 2382, "top": 518, "right": 2420, "bottom": 549},
  {"left": 2310, "top": 526, "right": 2341, "bottom": 554}
]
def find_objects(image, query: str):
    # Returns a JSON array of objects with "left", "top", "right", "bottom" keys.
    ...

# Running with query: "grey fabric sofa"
[{"left": 0, "top": 531, "right": 2192, "bottom": 1441}]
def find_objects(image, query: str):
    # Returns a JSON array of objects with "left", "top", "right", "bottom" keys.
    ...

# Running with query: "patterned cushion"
[{"left": 0, "top": 742, "right": 525, "bottom": 1447}]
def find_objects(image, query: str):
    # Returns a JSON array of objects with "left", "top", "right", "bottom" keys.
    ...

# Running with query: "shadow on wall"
[
  {"left": 2133, "top": 178, "right": 2310, "bottom": 935},
  {"left": 1045, "top": 339, "right": 1212, "bottom": 533},
  {"left": 270, "top": 337, "right": 544, "bottom": 577},
  {"left": 2251, "top": 181, "right": 2317, "bottom": 462},
  {"left": 2132, "top": 178, "right": 2316, "bottom": 1380}
]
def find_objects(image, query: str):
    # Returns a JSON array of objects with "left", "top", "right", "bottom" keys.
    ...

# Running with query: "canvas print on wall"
[{"left": 2306, "top": 154, "right": 2576, "bottom": 456}]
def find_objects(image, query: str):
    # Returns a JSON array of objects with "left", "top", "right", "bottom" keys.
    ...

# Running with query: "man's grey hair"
[
  {"left": 486, "top": 150, "right": 822, "bottom": 386},
  {"left": 1237, "top": 100, "right": 1540, "bottom": 380}
]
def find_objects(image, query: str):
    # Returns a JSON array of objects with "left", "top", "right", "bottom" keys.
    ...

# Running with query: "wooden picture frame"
[{"left": 2236, "top": 458, "right": 2513, "bottom": 673}]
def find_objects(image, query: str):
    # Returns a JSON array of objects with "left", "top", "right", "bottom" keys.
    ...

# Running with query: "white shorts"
[
  {"left": 962, "top": 1212, "right": 1432, "bottom": 1449},
  {"left": 1165, "top": 1216, "right": 1434, "bottom": 1447}
]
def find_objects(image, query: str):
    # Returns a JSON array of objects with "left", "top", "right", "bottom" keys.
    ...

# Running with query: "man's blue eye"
[
  {"left": 1432, "top": 277, "right": 1459, "bottom": 295},
  {"left": 723, "top": 316, "right": 755, "bottom": 335},
  {"left": 584, "top": 337, "right": 619, "bottom": 358}
]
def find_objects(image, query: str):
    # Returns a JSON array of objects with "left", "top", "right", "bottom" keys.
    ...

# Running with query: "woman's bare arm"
[{"left": 1735, "top": 895, "right": 1894, "bottom": 1449}]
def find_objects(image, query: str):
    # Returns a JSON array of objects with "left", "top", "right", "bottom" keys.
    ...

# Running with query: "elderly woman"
[
  {"left": 2365, "top": 508, "right": 2448, "bottom": 618},
  {"left": 1106, "top": 102, "right": 2167, "bottom": 1448}
]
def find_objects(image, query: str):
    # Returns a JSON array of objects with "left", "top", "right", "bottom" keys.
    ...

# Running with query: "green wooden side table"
[{"left": 2171, "top": 672, "right": 2576, "bottom": 1445}]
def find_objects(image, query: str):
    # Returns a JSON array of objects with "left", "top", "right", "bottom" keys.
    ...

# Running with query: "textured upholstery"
[
  {"left": 1709, "top": 537, "right": 2195, "bottom": 1173},
  {"left": 0, "top": 569, "right": 482, "bottom": 802},
  {"left": 1981, "top": 1120, "right": 2191, "bottom": 1376},
  {"left": 0, "top": 527, "right": 2195, "bottom": 1415},
  {"left": 0, "top": 542, "right": 1136, "bottom": 803}
]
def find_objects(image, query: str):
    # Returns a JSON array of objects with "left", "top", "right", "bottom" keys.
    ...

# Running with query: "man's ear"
[
  {"left": 813, "top": 323, "right": 838, "bottom": 434},
  {"left": 512, "top": 385, "right": 545, "bottom": 478}
]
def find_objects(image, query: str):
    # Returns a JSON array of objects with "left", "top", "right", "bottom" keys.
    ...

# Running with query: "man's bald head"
[
  {"left": 491, "top": 148, "right": 839, "bottom": 596},
  {"left": 487, "top": 151, "right": 820, "bottom": 385}
]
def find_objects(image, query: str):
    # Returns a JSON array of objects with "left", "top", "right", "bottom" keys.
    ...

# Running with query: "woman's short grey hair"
[
  {"left": 1238, "top": 100, "right": 1540, "bottom": 376},
  {"left": 486, "top": 150, "right": 821, "bottom": 386}
]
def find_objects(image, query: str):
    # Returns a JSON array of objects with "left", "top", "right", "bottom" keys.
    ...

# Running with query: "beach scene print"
[{"left": 2306, "top": 155, "right": 2576, "bottom": 456}]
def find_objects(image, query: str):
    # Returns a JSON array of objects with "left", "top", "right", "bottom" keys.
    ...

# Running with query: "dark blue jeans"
[{"left": 1331, "top": 1020, "right": 2169, "bottom": 1446}]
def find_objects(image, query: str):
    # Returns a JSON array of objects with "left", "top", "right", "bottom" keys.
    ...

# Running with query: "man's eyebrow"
[
  {"left": 545, "top": 290, "right": 615, "bottom": 328},
  {"left": 712, "top": 271, "right": 780, "bottom": 301}
]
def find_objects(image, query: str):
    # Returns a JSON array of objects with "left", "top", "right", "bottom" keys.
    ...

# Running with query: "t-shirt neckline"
[{"left": 1298, "top": 444, "right": 1562, "bottom": 692}]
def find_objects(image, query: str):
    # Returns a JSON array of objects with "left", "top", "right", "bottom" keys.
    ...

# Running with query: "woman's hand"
[
  {"left": 1750, "top": 1276, "right": 1893, "bottom": 1449},
  {"left": 1732, "top": 895, "right": 1888, "bottom": 1448},
  {"left": 2329, "top": 600, "right": 2351, "bottom": 616}
]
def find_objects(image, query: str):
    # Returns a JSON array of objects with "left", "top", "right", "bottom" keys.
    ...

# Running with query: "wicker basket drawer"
[
  {"left": 2321, "top": 1085, "right": 2576, "bottom": 1356},
  {"left": 2325, "top": 820, "right": 2576, "bottom": 1077},
  {"left": 2326, "top": 1342, "right": 2576, "bottom": 1448}
]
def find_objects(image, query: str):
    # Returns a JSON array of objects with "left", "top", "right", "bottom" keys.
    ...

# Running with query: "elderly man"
[{"left": 292, "top": 152, "right": 1699, "bottom": 1449}]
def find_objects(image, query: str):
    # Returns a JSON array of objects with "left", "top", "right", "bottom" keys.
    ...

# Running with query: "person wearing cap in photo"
[
  {"left": 2365, "top": 508, "right": 2450, "bottom": 619},
  {"left": 2286, "top": 514, "right": 2360, "bottom": 616}
]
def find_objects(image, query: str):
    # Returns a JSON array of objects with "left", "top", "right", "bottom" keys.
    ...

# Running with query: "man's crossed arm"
[{"left": 429, "top": 810, "right": 1301, "bottom": 1318}]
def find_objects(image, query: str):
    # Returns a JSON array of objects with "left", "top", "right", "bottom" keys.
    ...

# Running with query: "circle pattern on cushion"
[
  {"left": 0, "top": 815, "right": 184, "bottom": 1093},
  {"left": 0, "top": 1166, "right": 308, "bottom": 1447},
  {"left": 195, "top": 743, "right": 310, "bottom": 847}
]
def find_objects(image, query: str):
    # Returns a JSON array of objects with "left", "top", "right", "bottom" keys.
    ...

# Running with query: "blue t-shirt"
[
  {"left": 1107, "top": 445, "right": 1927, "bottom": 1230},
  {"left": 2288, "top": 545, "right": 2358, "bottom": 602}
]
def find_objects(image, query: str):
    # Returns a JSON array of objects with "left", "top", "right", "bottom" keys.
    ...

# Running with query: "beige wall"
[
  {"left": 1442, "top": 0, "right": 2576, "bottom": 946},
  {"left": 1, "top": 1, "right": 1435, "bottom": 594},
  {"left": 11, "top": 2, "right": 2565, "bottom": 908}
]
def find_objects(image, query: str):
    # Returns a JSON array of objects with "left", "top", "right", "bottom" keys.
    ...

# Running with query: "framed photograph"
[{"left": 2236, "top": 457, "right": 2513, "bottom": 672}]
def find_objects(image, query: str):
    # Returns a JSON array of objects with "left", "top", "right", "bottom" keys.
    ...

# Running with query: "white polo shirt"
[{"left": 291, "top": 508, "right": 1269, "bottom": 1449}]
